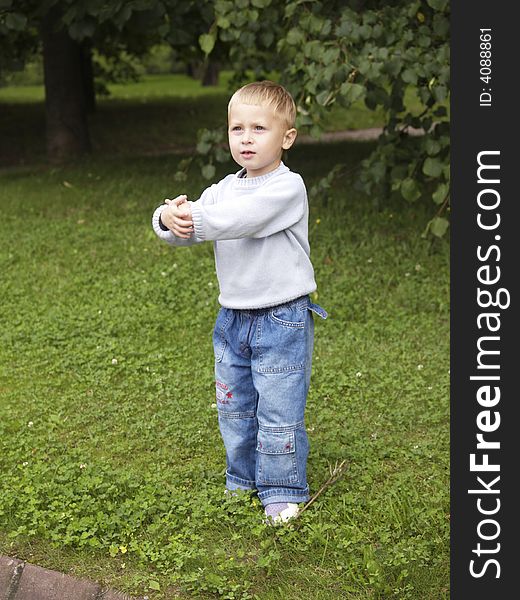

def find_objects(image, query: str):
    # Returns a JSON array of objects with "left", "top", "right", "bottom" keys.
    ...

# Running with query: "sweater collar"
[{"left": 234, "top": 162, "right": 289, "bottom": 187}]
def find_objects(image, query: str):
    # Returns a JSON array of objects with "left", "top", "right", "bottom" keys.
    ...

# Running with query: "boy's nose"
[{"left": 241, "top": 131, "right": 253, "bottom": 144}]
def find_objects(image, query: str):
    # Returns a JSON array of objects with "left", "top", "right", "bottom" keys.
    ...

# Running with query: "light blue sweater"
[{"left": 152, "top": 162, "right": 317, "bottom": 309}]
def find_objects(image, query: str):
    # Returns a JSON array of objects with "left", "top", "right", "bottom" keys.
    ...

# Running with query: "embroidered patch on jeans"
[{"left": 216, "top": 381, "right": 232, "bottom": 404}]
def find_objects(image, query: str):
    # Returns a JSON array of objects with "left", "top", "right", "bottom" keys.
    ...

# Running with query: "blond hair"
[{"left": 228, "top": 80, "right": 296, "bottom": 129}]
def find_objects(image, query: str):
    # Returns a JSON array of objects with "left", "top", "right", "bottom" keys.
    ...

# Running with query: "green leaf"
[
  {"left": 5, "top": 12, "right": 27, "bottom": 31},
  {"left": 251, "top": 0, "right": 272, "bottom": 7},
  {"left": 426, "top": 0, "right": 448, "bottom": 11},
  {"left": 371, "top": 160, "right": 386, "bottom": 183},
  {"left": 196, "top": 141, "right": 212, "bottom": 155},
  {"left": 433, "top": 14, "right": 449, "bottom": 37},
  {"left": 357, "top": 58, "right": 371, "bottom": 76},
  {"left": 215, "top": 0, "right": 234, "bottom": 10},
  {"left": 116, "top": 3, "right": 133, "bottom": 26},
  {"left": 432, "top": 182, "right": 449, "bottom": 205},
  {"left": 216, "top": 16, "right": 231, "bottom": 29},
  {"left": 202, "top": 164, "right": 216, "bottom": 180},
  {"left": 433, "top": 84, "right": 448, "bottom": 103},
  {"left": 148, "top": 580, "right": 161, "bottom": 591},
  {"left": 425, "top": 138, "right": 441, "bottom": 156},
  {"left": 322, "top": 47, "right": 340, "bottom": 64},
  {"left": 401, "top": 68, "right": 418, "bottom": 85},
  {"left": 178, "top": 158, "right": 192, "bottom": 171},
  {"left": 295, "top": 113, "right": 313, "bottom": 127},
  {"left": 284, "top": 2, "right": 298, "bottom": 18},
  {"left": 340, "top": 82, "right": 365, "bottom": 104},
  {"left": 422, "top": 157, "right": 443, "bottom": 178},
  {"left": 384, "top": 59, "right": 402, "bottom": 77},
  {"left": 215, "top": 147, "right": 229, "bottom": 163},
  {"left": 418, "top": 34, "right": 431, "bottom": 48},
  {"left": 286, "top": 28, "right": 305, "bottom": 46},
  {"left": 359, "top": 24, "right": 372, "bottom": 39},
  {"left": 401, "top": 178, "right": 421, "bottom": 202},
  {"left": 310, "top": 125, "right": 322, "bottom": 139},
  {"left": 174, "top": 171, "right": 188, "bottom": 183},
  {"left": 407, "top": 0, "right": 422, "bottom": 17},
  {"left": 316, "top": 90, "right": 333, "bottom": 106},
  {"left": 391, "top": 164, "right": 408, "bottom": 182},
  {"left": 69, "top": 20, "right": 96, "bottom": 40},
  {"left": 157, "top": 23, "right": 169, "bottom": 37},
  {"left": 239, "top": 31, "right": 255, "bottom": 46},
  {"left": 429, "top": 216, "right": 449, "bottom": 237},
  {"left": 199, "top": 33, "right": 216, "bottom": 56},
  {"left": 261, "top": 31, "right": 274, "bottom": 47},
  {"left": 320, "top": 19, "right": 332, "bottom": 36}
]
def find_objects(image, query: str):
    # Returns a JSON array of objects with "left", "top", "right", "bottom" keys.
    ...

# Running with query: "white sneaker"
[{"left": 265, "top": 502, "right": 299, "bottom": 525}]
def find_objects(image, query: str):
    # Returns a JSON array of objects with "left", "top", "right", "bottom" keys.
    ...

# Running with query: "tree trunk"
[
  {"left": 41, "top": 8, "right": 91, "bottom": 163},
  {"left": 201, "top": 60, "right": 220, "bottom": 86},
  {"left": 80, "top": 42, "right": 96, "bottom": 114},
  {"left": 185, "top": 62, "right": 196, "bottom": 78}
]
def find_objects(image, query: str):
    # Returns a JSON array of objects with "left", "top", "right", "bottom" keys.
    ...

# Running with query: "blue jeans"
[{"left": 212, "top": 295, "right": 327, "bottom": 506}]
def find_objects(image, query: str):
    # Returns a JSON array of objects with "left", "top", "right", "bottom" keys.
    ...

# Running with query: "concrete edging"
[{"left": 0, "top": 556, "right": 144, "bottom": 600}]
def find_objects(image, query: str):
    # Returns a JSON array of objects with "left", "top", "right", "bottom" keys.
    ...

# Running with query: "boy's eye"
[
  {"left": 254, "top": 126, "right": 265, "bottom": 130},
  {"left": 231, "top": 126, "right": 242, "bottom": 131}
]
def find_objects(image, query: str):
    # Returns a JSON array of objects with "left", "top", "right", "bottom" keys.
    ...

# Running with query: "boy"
[{"left": 152, "top": 80, "right": 326, "bottom": 524}]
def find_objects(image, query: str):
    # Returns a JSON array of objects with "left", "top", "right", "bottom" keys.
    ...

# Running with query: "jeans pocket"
[
  {"left": 269, "top": 304, "right": 306, "bottom": 328},
  {"left": 256, "top": 429, "right": 299, "bottom": 485},
  {"left": 213, "top": 308, "right": 232, "bottom": 363},
  {"left": 258, "top": 303, "right": 308, "bottom": 373}
]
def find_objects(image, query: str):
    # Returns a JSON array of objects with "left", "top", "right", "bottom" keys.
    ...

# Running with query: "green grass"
[
  {"left": 0, "top": 88, "right": 449, "bottom": 599},
  {"left": 0, "top": 76, "right": 232, "bottom": 167},
  {"left": 0, "top": 72, "right": 395, "bottom": 168},
  {"left": 0, "top": 72, "right": 236, "bottom": 102},
  {"left": 0, "top": 73, "right": 435, "bottom": 169}
]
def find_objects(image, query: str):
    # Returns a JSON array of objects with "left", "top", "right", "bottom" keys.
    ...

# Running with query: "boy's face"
[{"left": 228, "top": 102, "right": 297, "bottom": 178}]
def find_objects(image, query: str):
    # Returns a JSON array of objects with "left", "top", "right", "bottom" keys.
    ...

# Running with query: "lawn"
[
  {"left": 0, "top": 78, "right": 449, "bottom": 599},
  {"left": 0, "top": 72, "right": 430, "bottom": 168}
]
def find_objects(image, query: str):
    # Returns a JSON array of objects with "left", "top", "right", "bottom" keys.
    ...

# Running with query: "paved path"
[
  {"left": 298, "top": 126, "right": 384, "bottom": 143},
  {"left": 0, "top": 556, "right": 145, "bottom": 600},
  {"left": 297, "top": 125, "right": 427, "bottom": 144}
]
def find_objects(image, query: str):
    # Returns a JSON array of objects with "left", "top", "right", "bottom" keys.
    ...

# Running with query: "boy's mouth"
[{"left": 240, "top": 151, "right": 256, "bottom": 156}]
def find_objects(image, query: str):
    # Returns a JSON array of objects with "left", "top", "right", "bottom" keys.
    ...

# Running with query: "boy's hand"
[{"left": 161, "top": 195, "right": 194, "bottom": 239}]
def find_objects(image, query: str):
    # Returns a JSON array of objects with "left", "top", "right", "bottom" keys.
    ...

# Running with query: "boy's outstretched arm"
[{"left": 189, "top": 176, "right": 306, "bottom": 241}]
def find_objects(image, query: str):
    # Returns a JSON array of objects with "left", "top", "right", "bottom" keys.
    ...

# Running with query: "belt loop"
[
  {"left": 308, "top": 302, "right": 328, "bottom": 319},
  {"left": 296, "top": 295, "right": 310, "bottom": 311}
]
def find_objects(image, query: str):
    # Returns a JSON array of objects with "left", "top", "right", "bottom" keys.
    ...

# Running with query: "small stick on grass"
[{"left": 296, "top": 459, "right": 349, "bottom": 519}]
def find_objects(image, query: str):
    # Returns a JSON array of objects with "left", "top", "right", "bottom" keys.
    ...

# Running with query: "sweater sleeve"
[{"left": 190, "top": 175, "right": 306, "bottom": 241}]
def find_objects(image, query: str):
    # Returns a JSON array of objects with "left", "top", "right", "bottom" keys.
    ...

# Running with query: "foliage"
[
  {"left": 0, "top": 0, "right": 37, "bottom": 79},
  {"left": 188, "top": 0, "right": 450, "bottom": 235},
  {"left": 1, "top": 112, "right": 449, "bottom": 598},
  {"left": 0, "top": 0, "right": 218, "bottom": 82},
  {"left": 1, "top": 0, "right": 177, "bottom": 88}
]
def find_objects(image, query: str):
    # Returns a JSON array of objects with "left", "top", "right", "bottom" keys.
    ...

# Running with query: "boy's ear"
[{"left": 282, "top": 128, "right": 298, "bottom": 150}]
